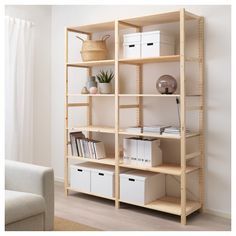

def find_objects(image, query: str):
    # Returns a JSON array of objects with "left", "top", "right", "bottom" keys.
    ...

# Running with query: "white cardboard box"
[
  {"left": 91, "top": 165, "right": 115, "bottom": 198},
  {"left": 123, "top": 32, "right": 141, "bottom": 58},
  {"left": 141, "top": 31, "right": 175, "bottom": 57},
  {"left": 70, "top": 162, "right": 94, "bottom": 192},
  {"left": 120, "top": 170, "right": 165, "bottom": 205}
]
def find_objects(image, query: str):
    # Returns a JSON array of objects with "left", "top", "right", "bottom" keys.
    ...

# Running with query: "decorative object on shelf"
[
  {"left": 156, "top": 75, "right": 177, "bottom": 94},
  {"left": 86, "top": 76, "right": 97, "bottom": 90},
  {"left": 96, "top": 70, "right": 114, "bottom": 94},
  {"left": 81, "top": 86, "right": 89, "bottom": 94},
  {"left": 76, "top": 35, "right": 110, "bottom": 61},
  {"left": 89, "top": 87, "right": 98, "bottom": 94}
]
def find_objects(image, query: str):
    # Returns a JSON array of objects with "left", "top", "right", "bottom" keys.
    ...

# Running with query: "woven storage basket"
[{"left": 77, "top": 35, "right": 110, "bottom": 61}]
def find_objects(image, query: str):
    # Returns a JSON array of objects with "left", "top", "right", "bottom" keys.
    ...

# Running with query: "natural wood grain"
[
  {"left": 67, "top": 59, "right": 115, "bottom": 68},
  {"left": 67, "top": 125, "right": 115, "bottom": 134},
  {"left": 67, "top": 156, "right": 116, "bottom": 166},
  {"left": 119, "top": 162, "right": 199, "bottom": 176},
  {"left": 119, "top": 55, "right": 180, "bottom": 65}
]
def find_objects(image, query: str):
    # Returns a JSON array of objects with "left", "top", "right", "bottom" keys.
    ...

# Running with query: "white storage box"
[
  {"left": 141, "top": 31, "right": 175, "bottom": 57},
  {"left": 123, "top": 32, "right": 141, "bottom": 58},
  {"left": 91, "top": 165, "right": 115, "bottom": 198},
  {"left": 120, "top": 170, "right": 165, "bottom": 205},
  {"left": 70, "top": 162, "right": 95, "bottom": 192}
]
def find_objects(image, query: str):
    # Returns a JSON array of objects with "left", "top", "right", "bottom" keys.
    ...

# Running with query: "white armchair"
[{"left": 5, "top": 160, "right": 54, "bottom": 231}]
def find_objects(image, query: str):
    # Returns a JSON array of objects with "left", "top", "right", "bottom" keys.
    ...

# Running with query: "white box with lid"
[
  {"left": 90, "top": 165, "right": 115, "bottom": 198},
  {"left": 141, "top": 31, "right": 175, "bottom": 57},
  {"left": 70, "top": 162, "right": 96, "bottom": 192},
  {"left": 120, "top": 170, "right": 165, "bottom": 205},
  {"left": 123, "top": 32, "right": 141, "bottom": 58}
]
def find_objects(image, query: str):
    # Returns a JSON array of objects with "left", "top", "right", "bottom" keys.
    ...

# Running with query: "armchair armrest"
[{"left": 5, "top": 160, "right": 54, "bottom": 230}]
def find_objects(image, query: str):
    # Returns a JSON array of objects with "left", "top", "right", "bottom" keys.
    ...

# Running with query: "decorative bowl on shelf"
[{"left": 156, "top": 75, "right": 177, "bottom": 94}]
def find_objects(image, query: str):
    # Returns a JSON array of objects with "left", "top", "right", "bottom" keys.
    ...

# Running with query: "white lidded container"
[
  {"left": 120, "top": 170, "right": 165, "bottom": 205},
  {"left": 123, "top": 32, "right": 141, "bottom": 58},
  {"left": 90, "top": 165, "right": 115, "bottom": 198},
  {"left": 70, "top": 162, "right": 96, "bottom": 192},
  {"left": 141, "top": 31, "right": 175, "bottom": 57}
]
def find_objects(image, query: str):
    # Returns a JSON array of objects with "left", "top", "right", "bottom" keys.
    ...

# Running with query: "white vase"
[{"left": 99, "top": 83, "right": 112, "bottom": 94}]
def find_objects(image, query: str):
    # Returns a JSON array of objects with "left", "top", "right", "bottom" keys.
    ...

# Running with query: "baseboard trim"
[
  {"left": 204, "top": 208, "right": 231, "bottom": 219},
  {"left": 55, "top": 176, "right": 64, "bottom": 183},
  {"left": 54, "top": 177, "right": 231, "bottom": 220}
]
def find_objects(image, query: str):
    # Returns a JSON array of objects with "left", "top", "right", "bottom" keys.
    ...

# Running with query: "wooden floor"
[{"left": 55, "top": 182, "right": 231, "bottom": 231}]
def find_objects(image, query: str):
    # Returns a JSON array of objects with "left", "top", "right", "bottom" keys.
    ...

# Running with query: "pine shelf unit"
[{"left": 64, "top": 8, "right": 204, "bottom": 225}]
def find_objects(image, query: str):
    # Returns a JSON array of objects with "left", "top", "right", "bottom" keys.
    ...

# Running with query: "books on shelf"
[
  {"left": 123, "top": 137, "right": 162, "bottom": 167},
  {"left": 70, "top": 132, "right": 106, "bottom": 159},
  {"left": 163, "top": 126, "right": 190, "bottom": 135},
  {"left": 124, "top": 125, "right": 171, "bottom": 134}
]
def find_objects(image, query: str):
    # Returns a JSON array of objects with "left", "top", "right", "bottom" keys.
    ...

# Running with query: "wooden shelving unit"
[{"left": 64, "top": 8, "right": 204, "bottom": 225}]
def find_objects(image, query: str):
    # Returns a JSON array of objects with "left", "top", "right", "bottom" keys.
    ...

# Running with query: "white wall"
[
  {"left": 5, "top": 6, "right": 52, "bottom": 167},
  {"left": 50, "top": 5, "right": 231, "bottom": 217}
]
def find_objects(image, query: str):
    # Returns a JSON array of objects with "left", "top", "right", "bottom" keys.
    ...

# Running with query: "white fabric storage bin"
[
  {"left": 123, "top": 32, "right": 141, "bottom": 58},
  {"left": 70, "top": 163, "right": 93, "bottom": 192},
  {"left": 141, "top": 31, "right": 175, "bottom": 57},
  {"left": 120, "top": 170, "right": 165, "bottom": 205},
  {"left": 90, "top": 165, "right": 115, "bottom": 198}
]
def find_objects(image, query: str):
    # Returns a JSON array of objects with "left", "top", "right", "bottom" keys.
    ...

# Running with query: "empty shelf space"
[
  {"left": 67, "top": 94, "right": 115, "bottom": 97},
  {"left": 120, "top": 196, "right": 201, "bottom": 216},
  {"left": 67, "top": 59, "right": 115, "bottom": 68},
  {"left": 119, "top": 162, "right": 199, "bottom": 176},
  {"left": 119, "top": 55, "right": 180, "bottom": 65},
  {"left": 67, "top": 186, "right": 115, "bottom": 201},
  {"left": 67, "top": 155, "right": 116, "bottom": 166},
  {"left": 68, "top": 126, "right": 115, "bottom": 134}
]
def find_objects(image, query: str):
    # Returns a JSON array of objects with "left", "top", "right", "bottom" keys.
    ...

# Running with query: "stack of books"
[
  {"left": 162, "top": 126, "right": 190, "bottom": 135},
  {"left": 70, "top": 132, "right": 106, "bottom": 159},
  {"left": 123, "top": 137, "right": 162, "bottom": 167},
  {"left": 125, "top": 125, "right": 171, "bottom": 134}
]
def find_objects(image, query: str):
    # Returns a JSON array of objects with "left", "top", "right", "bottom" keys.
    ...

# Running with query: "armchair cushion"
[{"left": 5, "top": 190, "right": 45, "bottom": 225}]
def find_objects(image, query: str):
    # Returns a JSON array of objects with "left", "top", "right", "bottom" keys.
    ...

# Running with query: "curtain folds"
[{"left": 5, "top": 16, "right": 34, "bottom": 163}]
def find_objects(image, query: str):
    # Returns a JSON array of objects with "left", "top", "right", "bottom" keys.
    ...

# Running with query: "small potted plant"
[{"left": 96, "top": 70, "right": 114, "bottom": 94}]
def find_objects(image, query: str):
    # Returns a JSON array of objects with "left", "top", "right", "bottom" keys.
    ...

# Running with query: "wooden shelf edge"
[
  {"left": 67, "top": 59, "right": 115, "bottom": 67},
  {"left": 68, "top": 126, "right": 115, "bottom": 134},
  {"left": 119, "top": 196, "right": 201, "bottom": 216},
  {"left": 119, "top": 163, "right": 199, "bottom": 176},
  {"left": 67, "top": 156, "right": 116, "bottom": 166},
  {"left": 67, "top": 187, "right": 115, "bottom": 201}
]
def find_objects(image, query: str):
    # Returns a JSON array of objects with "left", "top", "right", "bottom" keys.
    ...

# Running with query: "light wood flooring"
[{"left": 55, "top": 182, "right": 231, "bottom": 231}]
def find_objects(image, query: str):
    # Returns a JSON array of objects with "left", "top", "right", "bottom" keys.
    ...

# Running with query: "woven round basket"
[
  {"left": 81, "top": 50, "right": 107, "bottom": 61},
  {"left": 77, "top": 35, "right": 110, "bottom": 61}
]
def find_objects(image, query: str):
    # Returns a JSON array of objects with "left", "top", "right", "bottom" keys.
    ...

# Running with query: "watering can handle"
[
  {"left": 76, "top": 36, "right": 84, "bottom": 42},
  {"left": 102, "top": 35, "right": 110, "bottom": 41}
]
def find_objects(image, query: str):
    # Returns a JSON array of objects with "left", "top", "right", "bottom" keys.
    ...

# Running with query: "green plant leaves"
[{"left": 96, "top": 70, "right": 114, "bottom": 83}]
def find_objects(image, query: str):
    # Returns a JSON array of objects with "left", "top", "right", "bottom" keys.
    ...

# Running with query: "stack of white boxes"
[
  {"left": 120, "top": 170, "right": 165, "bottom": 205},
  {"left": 123, "top": 137, "right": 162, "bottom": 167},
  {"left": 70, "top": 162, "right": 116, "bottom": 198},
  {"left": 123, "top": 30, "right": 175, "bottom": 58}
]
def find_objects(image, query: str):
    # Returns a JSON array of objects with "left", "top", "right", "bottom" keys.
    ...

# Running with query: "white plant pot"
[{"left": 99, "top": 83, "right": 112, "bottom": 94}]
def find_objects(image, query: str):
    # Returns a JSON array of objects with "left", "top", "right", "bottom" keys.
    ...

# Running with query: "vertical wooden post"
[
  {"left": 180, "top": 8, "right": 187, "bottom": 225},
  {"left": 198, "top": 17, "right": 205, "bottom": 212},
  {"left": 114, "top": 20, "right": 120, "bottom": 208},
  {"left": 87, "top": 34, "right": 92, "bottom": 139},
  {"left": 64, "top": 28, "right": 69, "bottom": 196},
  {"left": 136, "top": 27, "right": 143, "bottom": 127}
]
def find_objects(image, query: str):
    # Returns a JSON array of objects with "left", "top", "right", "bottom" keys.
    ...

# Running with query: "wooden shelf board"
[
  {"left": 67, "top": 59, "right": 115, "bottom": 68},
  {"left": 68, "top": 94, "right": 115, "bottom": 97},
  {"left": 119, "top": 55, "right": 180, "bottom": 65},
  {"left": 67, "top": 187, "right": 115, "bottom": 201},
  {"left": 119, "top": 162, "right": 199, "bottom": 176},
  {"left": 119, "top": 94, "right": 180, "bottom": 97},
  {"left": 120, "top": 10, "right": 199, "bottom": 27},
  {"left": 67, "top": 10, "right": 200, "bottom": 34},
  {"left": 67, "top": 156, "right": 116, "bottom": 166},
  {"left": 68, "top": 125, "right": 115, "bottom": 134},
  {"left": 120, "top": 196, "right": 201, "bottom": 216}
]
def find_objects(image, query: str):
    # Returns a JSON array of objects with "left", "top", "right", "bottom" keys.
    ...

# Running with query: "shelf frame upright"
[{"left": 180, "top": 8, "right": 187, "bottom": 225}]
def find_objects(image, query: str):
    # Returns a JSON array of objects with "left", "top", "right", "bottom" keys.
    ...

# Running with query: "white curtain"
[{"left": 5, "top": 16, "right": 34, "bottom": 163}]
